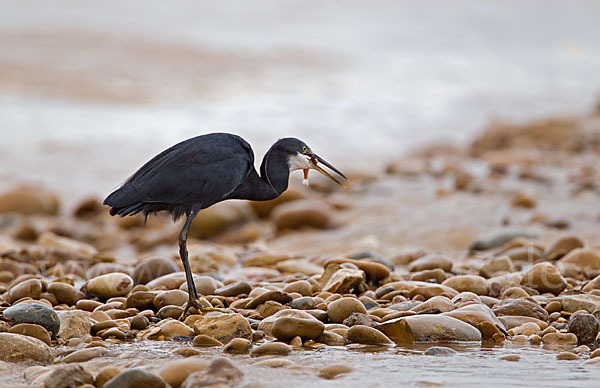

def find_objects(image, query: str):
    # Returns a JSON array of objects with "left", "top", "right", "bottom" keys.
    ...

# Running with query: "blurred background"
[{"left": 1, "top": 0, "right": 599, "bottom": 205}]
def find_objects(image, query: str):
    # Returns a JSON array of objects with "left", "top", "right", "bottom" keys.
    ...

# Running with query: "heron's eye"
[{"left": 301, "top": 146, "right": 309, "bottom": 154}]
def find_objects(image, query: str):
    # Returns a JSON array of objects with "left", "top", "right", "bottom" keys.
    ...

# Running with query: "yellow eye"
[{"left": 302, "top": 146, "right": 309, "bottom": 154}]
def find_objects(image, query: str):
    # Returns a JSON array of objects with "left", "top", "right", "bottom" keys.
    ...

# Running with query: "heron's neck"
[{"left": 228, "top": 152, "right": 289, "bottom": 201}]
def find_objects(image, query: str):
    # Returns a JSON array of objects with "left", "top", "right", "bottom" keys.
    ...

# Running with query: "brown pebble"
[
  {"left": 223, "top": 338, "right": 252, "bottom": 354},
  {"left": 500, "top": 355, "right": 520, "bottom": 362},
  {"left": 556, "top": 352, "right": 580, "bottom": 360},
  {"left": 250, "top": 342, "right": 292, "bottom": 357},
  {"left": 9, "top": 323, "right": 52, "bottom": 346},
  {"left": 318, "top": 364, "right": 354, "bottom": 379},
  {"left": 192, "top": 335, "right": 223, "bottom": 347}
]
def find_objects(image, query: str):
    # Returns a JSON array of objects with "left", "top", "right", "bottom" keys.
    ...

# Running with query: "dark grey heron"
[{"left": 103, "top": 133, "right": 346, "bottom": 315}]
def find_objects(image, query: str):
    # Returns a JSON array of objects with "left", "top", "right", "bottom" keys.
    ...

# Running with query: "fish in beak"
[{"left": 304, "top": 153, "right": 347, "bottom": 189}]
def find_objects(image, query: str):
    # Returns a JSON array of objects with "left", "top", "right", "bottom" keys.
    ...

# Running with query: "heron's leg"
[
  {"left": 179, "top": 209, "right": 202, "bottom": 315},
  {"left": 179, "top": 209, "right": 227, "bottom": 318}
]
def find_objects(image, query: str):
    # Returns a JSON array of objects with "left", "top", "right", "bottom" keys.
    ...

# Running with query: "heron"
[{"left": 103, "top": 133, "right": 347, "bottom": 315}]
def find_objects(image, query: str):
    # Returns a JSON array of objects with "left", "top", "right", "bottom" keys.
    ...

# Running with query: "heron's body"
[{"left": 104, "top": 132, "right": 346, "bottom": 315}]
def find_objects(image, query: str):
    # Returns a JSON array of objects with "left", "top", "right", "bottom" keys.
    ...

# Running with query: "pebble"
[
  {"left": 271, "top": 315, "right": 325, "bottom": 341},
  {"left": 424, "top": 347, "right": 458, "bottom": 356},
  {"left": 252, "top": 358, "right": 294, "bottom": 368},
  {"left": 9, "top": 323, "right": 52, "bottom": 346},
  {"left": 7, "top": 278, "right": 42, "bottom": 304},
  {"left": 95, "top": 367, "right": 125, "bottom": 388},
  {"left": 408, "top": 254, "right": 453, "bottom": 272},
  {"left": 47, "top": 282, "right": 85, "bottom": 306},
  {"left": 480, "top": 256, "right": 515, "bottom": 278},
  {"left": 193, "top": 313, "right": 252, "bottom": 343},
  {"left": 174, "top": 348, "right": 202, "bottom": 357},
  {"left": 542, "top": 332, "right": 578, "bottom": 346},
  {"left": 443, "top": 303, "right": 506, "bottom": 340},
  {"left": 347, "top": 325, "right": 393, "bottom": 345},
  {"left": 214, "top": 281, "right": 251, "bottom": 297},
  {"left": 500, "top": 354, "right": 521, "bottom": 361},
  {"left": 520, "top": 263, "right": 566, "bottom": 295},
  {"left": 556, "top": 352, "right": 580, "bottom": 360},
  {"left": 343, "top": 312, "right": 379, "bottom": 327},
  {"left": 87, "top": 273, "right": 134, "bottom": 298},
  {"left": 327, "top": 297, "right": 368, "bottom": 323},
  {"left": 62, "top": 347, "right": 108, "bottom": 363},
  {"left": 44, "top": 364, "right": 93, "bottom": 388},
  {"left": 58, "top": 310, "right": 91, "bottom": 340},
  {"left": 492, "top": 298, "right": 549, "bottom": 321},
  {"left": 0, "top": 333, "right": 53, "bottom": 362},
  {"left": 250, "top": 342, "right": 293, "bottom": 357},
  {"left": 557, "top": 248, "right": 600, "bottom": 270},
  {"left": 3, "top": 302, "right": 60, "bottom": 338},
  {"left": 192, "top": 335, "right": 223, "bottom": 347},
  {"left": 443, "top": 275, "right": 489, "bottom": 295},
  {"left": 158, "top": 358, "right": 209, "bottom": 388},
  {"left": 411, "top": 295, "right": 454, "bottom": 313},
  {"left": 224, "top": 338, "right": 252, "bottom": 354},
  {"left": 410, "top": 268, "right": 448, "bottom": 283},
  {"left": 545, "top": 236, "right": 584, "bottom": 260},
  {"left": 469, "top": 228, "right": 540, "bottom": 251},
  {"left": 378, "top": 315, "right": 482, "bottom": 343},
  {"left": 181, "top": 357, "right": 243, "bottom": 388},
  {"left": 133, "top": 257, "right": 180, "bottom": 284},
  {"left": 324, "top": 258, "right": 390, "bottom": 283},
  {"left": 272, "top": 199, "right": 331, "bottom": 230},
  {"left": 318, "top": 364, "right": 354, "bottom": 379},
  {"left": 322, "top": 267, "right": 365, "bottom": 294},
  {"left": 320, "top": 331, "right": 346, "bottom": 346},
  {"left": 290, "top": 296, "right": 316, "bottom": 310},
  {"left": 283, "top": 280, "right": 313, "bottom": 296},
  {"left": 154, "top": 289, "right": 188, "bottom": 309},
  {"left": 0, "top": 186, "right": 59, "bottom": 215},
  {"left": 104, "top": 368, "right": 168, "bottom": 388},
  {"left": 159, "top": 320, "right": 194, "bottom": 339},
  {"left": 568, "top": 312, "right": 599, "bottom": 345}
]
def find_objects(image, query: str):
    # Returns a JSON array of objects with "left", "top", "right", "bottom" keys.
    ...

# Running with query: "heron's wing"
[{"left": 105, "top": 136, "right": 252, "bottom": 209}]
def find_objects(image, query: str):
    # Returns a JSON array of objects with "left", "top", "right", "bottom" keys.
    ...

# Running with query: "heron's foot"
[{"left": 179, "top": 299, "right": 227, "bottom": 320}]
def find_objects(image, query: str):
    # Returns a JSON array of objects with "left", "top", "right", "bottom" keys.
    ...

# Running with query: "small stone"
[
  {"left": 492, "top": 298, "right": 549, "bottom": 321},
  {"left": 0, "top": 186, "right": 59, "bottom": 215},
  {"left": 101, "top": 327, "right": 125, "bottom": 340},
  {"left": 319, "top": 331, "right": 346, "bottom": 346},
  {"left": 252, "top": 358, "right": 294, "bottom": 368},
  {"left": 272, "top": 199, "right": 331, "bottom": 230},
  {"left": 545, "top": 301, "right": 563, "bottom": 314},
  {"left": 343, "top": 312, "right": 379, "bottom": 328},
  {"left": 327, "top": 297, "right": 368, "bottom": 323},
  {"left": 410, "top": 268, "right": 448, "bottom": 283},
  {"left": 104, "top": 368, "right": 168, "bottom": 388},
  {"left": 9, "top": 323, "right": 51, "bottom": 346},
  {"left": 154, "top": 289, "right": 188, "bottom": 309},
  {"left": 58, "top": 310, "right": 91, "bottom": 340},
  {"left": 408, "top": 254, "right": 453, "bottom": 272},
  {"left": 568, "top": 312, "right": 599, "bottom": 345},
  {"left": 214, "top": 281, "right": 251, "bottom": 297},
  {"left": 271, "top": 316, "right": 325, "bottom": 341},
  {"left": 424, "top": 347, "right": 458, "bottom": 356},
  {"left": 133, "top": 257, "right": 180, "bottom": 284},
  {"left": 290, "top": 296, "right": 316, "bottom": 310},
  {"left": 223, "top": 338, "right": 252, "bottom": 354},
  {"left": 347, "top": 325, "right": 393, "bottom": 345},
  {"left": 511, "top": 191, "right": 536, "bottom": 208},
  {"left": 87, "top": 273, "right": 134, "bottom": 299},
  {"left": 542, "top": 332, "right": 578, "bottom": 346},
  {"left": 283, "top": 280, "right": 313, "bottom": 296},
  {"left": 180, "top": 275, "right": 220, "bottom": 296},
  {"left": 411, "top": 295, "right": 454, "bottom": 313},
  {"left": 245, "top": 290, "right": 293, "bottom": 309},
  {"left": 160, "top": 320, "right": 194, "bottom": 339},
  {"left": 158, "top": 358, "right": 209, "bottom": 388},
  {"left": 556, "top": 352, "right": 580, "bottom": 360},
  {"left": 0, "top": 332, "right": 52, "bottom": 362},
  {"left": 318, "top": 364, "right": 354, "bottom": 380},
  {"left": 131, "top": 315, "right": 150, "bottom": 330},
  {"left": 62, "top": 347, "right": 108, "bottom": 363},
  {"left": 546, "top": 236, "right": 585, "bottom": 260},
  {"left": 480, "top": 256, "right": 515, "bottom": 278},
  {"left": 561, "top": 295, "right": 596, "bottom": 313},
  {"left": 7, "top": 278, "right": 42, "bottom": 304},
  {"left": 250, "top": 342, "right": 293, "bottom": 357},
  {"left": 180, "top": 357, "right": 243, "bottom": 388},
  {"left": 378, "top": 315, "right": 482, "bottom": 343},
  {"left": 174, "top": 348, "right": 202, "bottom": 357},
  {"left": 193, "top": 313, "right": 252, "bottom": 343},
  {"left": 47, "top": 282, "right": 85, "bottom": 306},
  {"left": 469, "top": 228, "right": 540, "bottom": 251},
  {"left": 590, "top": 348, "right": 600, "bottom": 359},
  {"left": 520, "top": 263, "right": 566, "bottom": 295},
  {"left": 558, "top": 249, "right": 600, "bottom": 271},
  {"left": 289, "top": 336, "right": 302, "bottom": 347},
  {"left": 500, "top": 354, "right": 520, "bottom": 361},
  {"left": 322, "top": 268, "right": 365, "bottom": 294},
  {"left": 44, "top": 364, "right": 93, "bottom": 388},
  {"left": 3, "top": 302, "right": 60, "bottom": 338},
  {"left": 192, "top": 335, "right": 223, "bottom": 347},
  {"left": 95, "top": 367, "right": 125, "bottom": 388}
]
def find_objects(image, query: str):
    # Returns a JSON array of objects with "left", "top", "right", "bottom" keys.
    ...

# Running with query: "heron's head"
[{"left": 276, "top": 138, "right": 347, "bottom": 188}]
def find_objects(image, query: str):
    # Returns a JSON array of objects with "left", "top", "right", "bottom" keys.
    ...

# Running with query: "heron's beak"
[{"left": 305, "top": 153, "right": 347, "bottom": 189}]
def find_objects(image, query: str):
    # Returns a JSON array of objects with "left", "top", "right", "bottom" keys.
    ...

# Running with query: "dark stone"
[
  {"left": 469, "top": 228, "right": 539, "bottom": 251},
  {"left": 568, "top": 312, "right": 599, "bottom": 345},
  {"left": 44, "top": 364, "right": 94, "bottom": 388},
  {"left": 3, "top": 303, "right": 60, "bottom": 338},
  {"left": 103, "top": 368, "right": 167, "bottom": 388},
  {"left": 303, "top": 309, "right": 328, "bottom": 322},
  {"left": 491, "top": 298, "right": 549, "bottom": 321},
  {"left": 214, "top": 281, "right": 251, "bottom": 297},
  {"left": 424, "top": 346, "right": 458, "bottom": 356}
]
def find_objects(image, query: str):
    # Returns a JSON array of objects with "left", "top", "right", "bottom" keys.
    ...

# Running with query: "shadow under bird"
[{"left": 103, "top": 133, "right": 347, "bottom": 315}]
